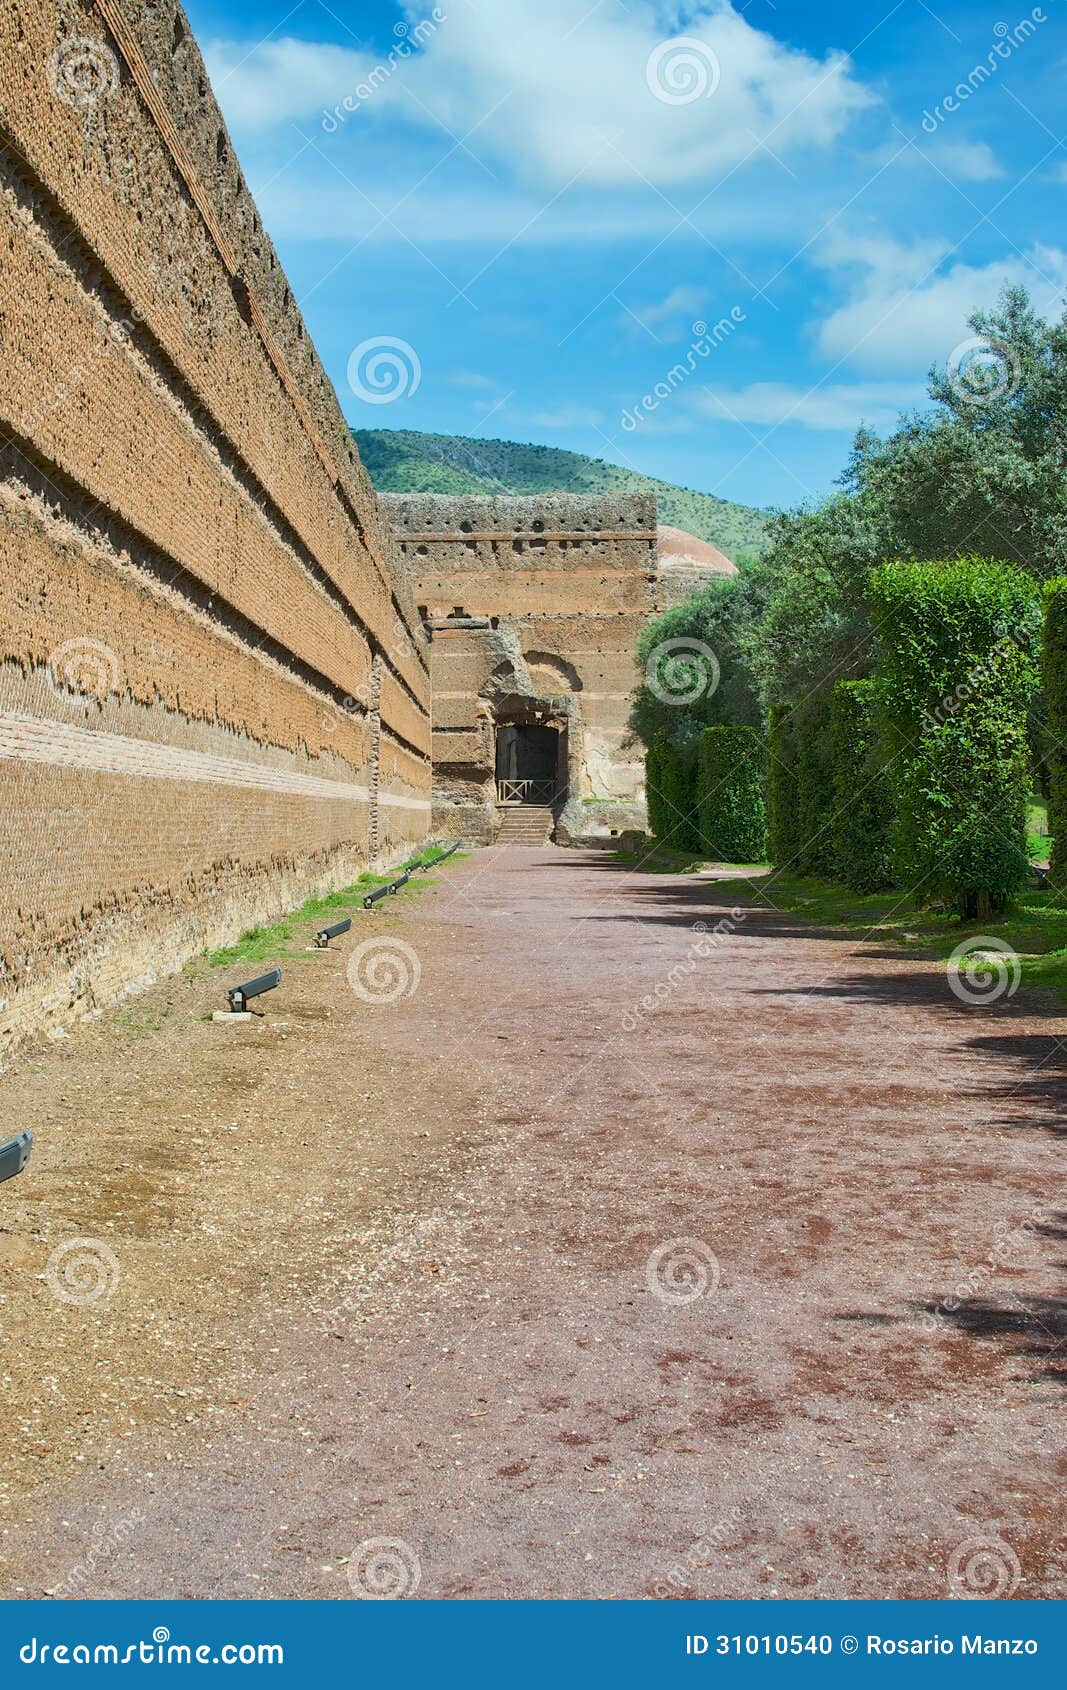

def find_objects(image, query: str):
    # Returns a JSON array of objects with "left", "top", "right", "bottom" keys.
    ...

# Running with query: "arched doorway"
[{"left": 494, "top": 711, "right": 568, "bottom": 806}]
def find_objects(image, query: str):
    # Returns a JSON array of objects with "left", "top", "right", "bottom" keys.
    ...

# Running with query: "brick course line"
[
  {"left": 0, "top": 712, "right": 430, "bottom": 810},
  {"left": 89, "top": 0, "right": 427, "bottom": 675},
  {"left": 92, "top": 0, "right": 338, "bottom": 488}
]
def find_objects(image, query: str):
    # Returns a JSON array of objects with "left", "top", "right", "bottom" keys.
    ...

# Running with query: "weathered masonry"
[
  {"left": 0, "top": 0, "right": 431, "bottom": 1055},
  {"left": 383, "top": 492, "right": 658, "bottom": 844}
]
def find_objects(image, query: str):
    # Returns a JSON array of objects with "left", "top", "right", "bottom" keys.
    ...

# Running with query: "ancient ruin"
[
  {"left": 0, "top": 0, "right": 733, "bottom": 1051},
  {"left": 384, "top": 492, "right": 661, "bottom": 845},
  {"left": 0, "top": 0, "right": 430, "bottom": 1054}
]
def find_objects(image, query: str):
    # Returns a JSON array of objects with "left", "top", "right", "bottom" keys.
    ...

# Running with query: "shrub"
[
  {"left": 794, "top": 693, "right": 836, "bottom": 874},
  {"left": 1043, "top": 578, "right": 1067, "bottom": 882},
  {"left": 869, "top": 557, "right": 1040, "bottom": 916},
  {"left": 697, "top": 726, "right": 766, "bottom": 863},
  {"left": 830, "top": 679, "right": 894, "bottom": 890},
  {"left": 646, "top": 735, "right": 700, "bottom": 851},
  {"left": 766, "top": 705, "right": 799, "bottom": 867}
]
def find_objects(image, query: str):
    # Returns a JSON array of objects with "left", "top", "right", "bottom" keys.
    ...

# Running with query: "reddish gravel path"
[{"left": 2, "top": 845, "right": 1065, "bottom": 1600}]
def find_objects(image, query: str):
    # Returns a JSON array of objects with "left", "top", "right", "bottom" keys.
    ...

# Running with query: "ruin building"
[
  {"left": 384, "top": 493, "right": 661, "bottom": 845},
  {"left": 0, "top": 0, "right": 429, "bottom": 1054},
  {"left": 0, "top": 0, "right": 736, "bottom": 1051}
]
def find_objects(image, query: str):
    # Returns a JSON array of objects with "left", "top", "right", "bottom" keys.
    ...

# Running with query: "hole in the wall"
[
  {"left": 216, "top": 131, "right": 227, "bottom": 163},
  {"left": 172, "top": 13, "right": 186, "bottom": 52},
  {"left": 459, "top": 520, "right": 473, "bottom": 533}
]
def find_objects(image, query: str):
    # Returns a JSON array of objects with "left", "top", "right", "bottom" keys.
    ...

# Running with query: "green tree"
[{"left": 629, "top": 577, "right": 760, "bottom": 756}]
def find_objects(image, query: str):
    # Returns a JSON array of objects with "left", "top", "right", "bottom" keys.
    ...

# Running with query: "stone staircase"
[{"left": 494, "top": 806, "right": 555, "bottom": 846}]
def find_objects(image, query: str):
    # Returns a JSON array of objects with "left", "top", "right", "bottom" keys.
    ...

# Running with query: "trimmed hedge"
[
  {"left": 646, "top": 735, "right": 701, "bottom": 851},
  {"left": 766, "top": 705, "right": 799, "bottom": 867},
  {"left": 794, "top": 693, "right": 836, "bottom": 874},
  {"left": 698, "top": 726, "right": 766, "bottom": 863},
  {"left": 869, "top": 557, "right": 1040, "bottom": 916},
  {"left": 1043, "top": 578, "right": 1067, "bottom": 884},
  {"left": 830, "top": 679, "right": 894, "bottom": 891}
]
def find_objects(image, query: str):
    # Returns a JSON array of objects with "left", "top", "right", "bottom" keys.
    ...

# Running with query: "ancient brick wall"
[
  {"left": 0, "top": 0, "right": 431, "bottom": 1054},
  {"left": 383, "top": 492, "right": 657, "bottom": 842}
]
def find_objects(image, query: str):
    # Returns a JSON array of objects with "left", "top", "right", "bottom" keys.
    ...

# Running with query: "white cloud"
[
  {"left": 525, "top": 404, "right": 606, "bottom": 429},
  {"left": 204, "top": 36, "right": 362, "bottom": 130},
  {"left": 207, "top": 0, "right": 875, "bottom": 190},
  {"left": 812, "top": 233, "right": 1067, "bottom": 374},
  {"left": 694, "top": 379, "right": 924, "bottom": 432},
  {"left": 625, "top": 285, "right": 707, "bottom": 334},
  {"left": 449, "top": 368, "right": 498, "bottom": 390},
  {"left": 889, "top": 137, "right": 1005, "bottom": 181}
]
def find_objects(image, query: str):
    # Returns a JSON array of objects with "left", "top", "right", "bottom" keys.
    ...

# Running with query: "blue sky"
[{"left": 185, "top": 0, "right": 1066, "bottom": 511}]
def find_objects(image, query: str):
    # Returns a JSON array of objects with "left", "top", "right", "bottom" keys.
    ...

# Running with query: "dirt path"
[{"left": 0, "top": 845, "right": 1064, "bottom": 1600}]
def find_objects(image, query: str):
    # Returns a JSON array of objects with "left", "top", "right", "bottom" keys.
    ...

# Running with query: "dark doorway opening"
[{"left": 496, "top": 723, "right": 564, "bottom": 804}]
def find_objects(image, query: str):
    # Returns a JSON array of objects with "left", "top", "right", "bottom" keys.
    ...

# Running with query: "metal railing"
[{"left": 497, "top": 779, "right": 557, "bottom": 805}]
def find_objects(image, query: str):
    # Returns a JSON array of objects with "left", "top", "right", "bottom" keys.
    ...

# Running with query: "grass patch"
[
  {"left": 611, "top": 834, "right": 771, "bottom": 876},
  {"left": 205, "top": 851, "right": 469, "bottom": 968},
  {"left": 1027, "top": 797, "right": 1051, "bottom": 863},
  {"left": 712, "top": 869, "right": 1067, "bottom": 1000},
  {"left": 109, "top": 1006, "right": 172, "bottom": 1036}
]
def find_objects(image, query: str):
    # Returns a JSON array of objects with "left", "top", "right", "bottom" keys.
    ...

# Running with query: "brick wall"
[{"left": 0, "top": 0, "right": 431, "bottom": 1054}]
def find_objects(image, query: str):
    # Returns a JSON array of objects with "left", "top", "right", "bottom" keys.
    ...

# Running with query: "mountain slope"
[{"left": 354, "top": 429, "right": 769, "bottom": 558}]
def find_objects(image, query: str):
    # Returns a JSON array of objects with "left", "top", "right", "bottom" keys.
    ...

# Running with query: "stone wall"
[
  {"left": 0, "top": 0, "right": 431, "bottom": 1055},
  {"left": 383, "top": 492, "right": 657, "bottom": 842}
]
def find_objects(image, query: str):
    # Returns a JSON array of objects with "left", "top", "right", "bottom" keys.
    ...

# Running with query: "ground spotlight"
[
  {"left": 0, "top": 1130, "right": 32, "bottom": 1184},
  {"left": 314, "top": 918, "right": 353, "bottom": 948},
  {"left": 224, "top": 967, "right": 282, "bottom": 1014}
]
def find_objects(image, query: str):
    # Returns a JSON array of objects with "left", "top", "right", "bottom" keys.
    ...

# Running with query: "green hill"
[{"left": 354, "top": 429, "right": 770, "bottom": 559}]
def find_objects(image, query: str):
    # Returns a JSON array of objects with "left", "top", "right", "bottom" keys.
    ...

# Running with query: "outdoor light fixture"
[
  {"left": 389, "top": 871, "right": 411, "bottom": 894},
  {"left": 314, "top": 917, "right": 352, "bottom": 948},
  {"left": 0, "top": 1130, "right": 32, "bottom": 1185},
  {"left": 363, "top": 883, "right": 392, "bottom": 909},
  {"left": 225, "top": 967, "right": 282, "bottom": 1013}
]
